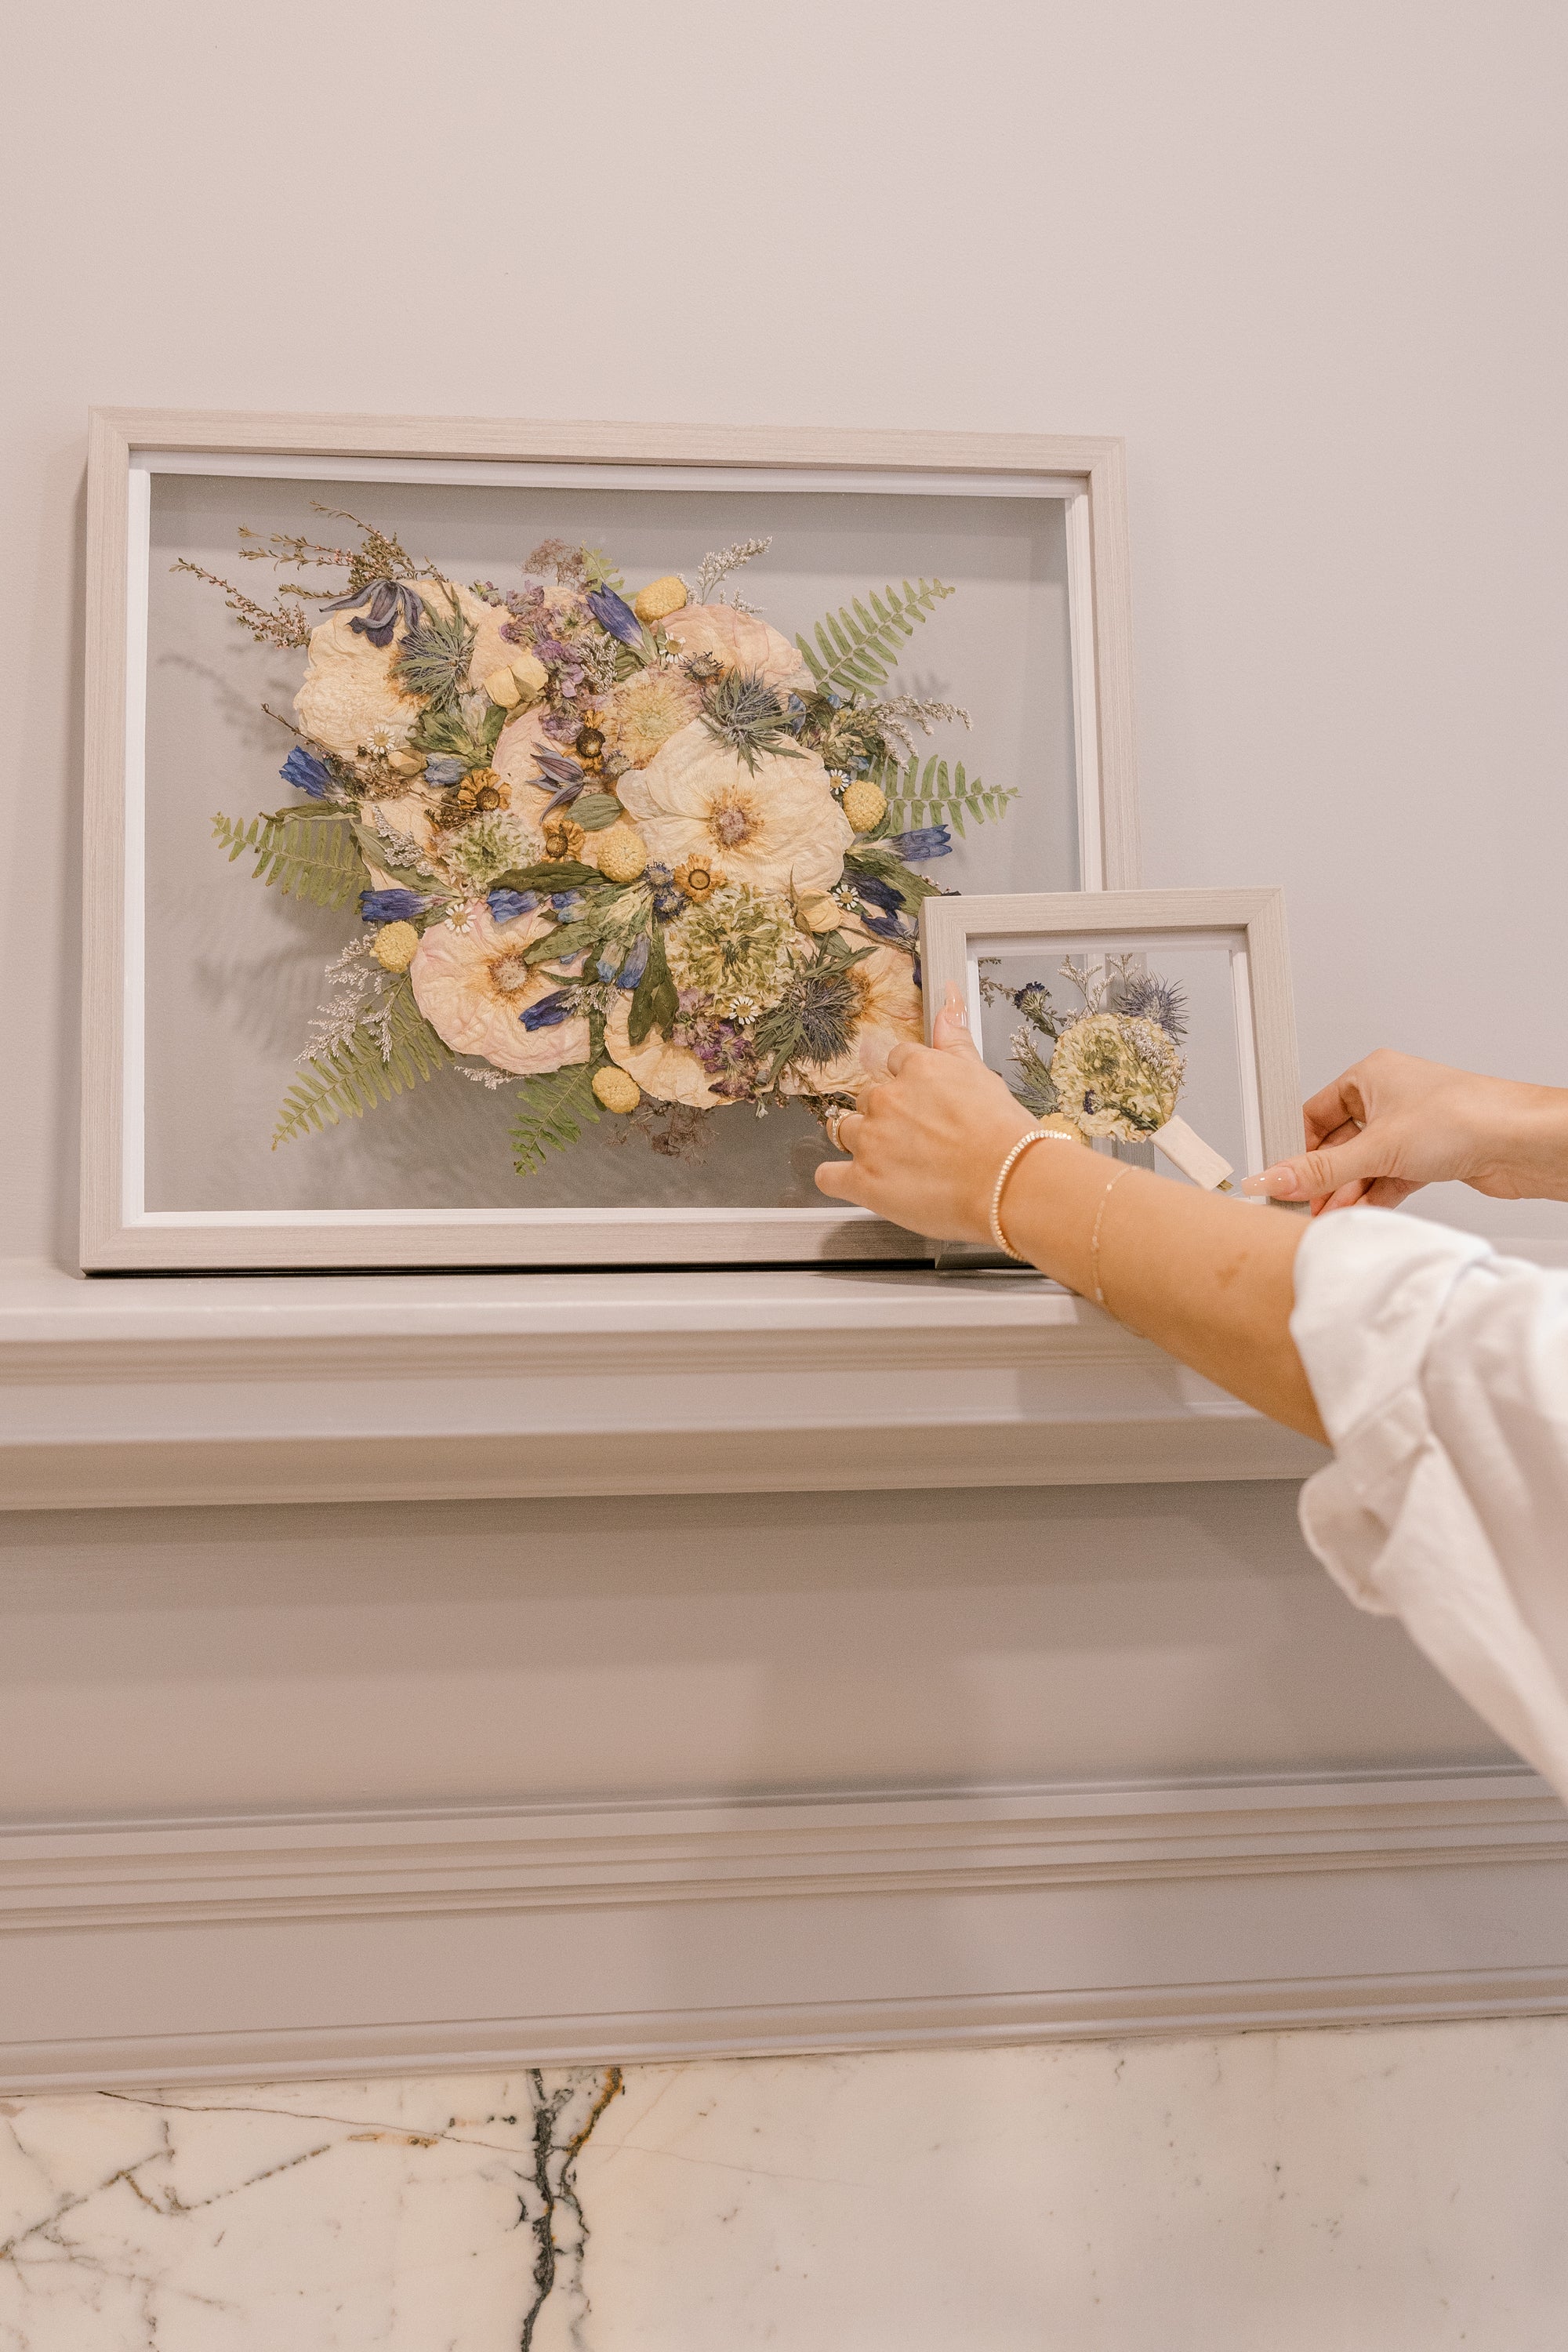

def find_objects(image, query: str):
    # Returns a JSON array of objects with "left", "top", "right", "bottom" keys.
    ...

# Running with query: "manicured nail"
[
  {"left": 942, "top": 982, "right": 967, "bottom": 1027},
  {"left": 1241, "top": 1166, "right": 1298, "bottom": 1199}
]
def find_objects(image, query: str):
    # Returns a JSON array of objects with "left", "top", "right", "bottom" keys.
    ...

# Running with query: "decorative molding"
[
  {"left": 2, "top": 1766, "right": 1564, "bottom": 2092},
  {"left": 2, "top": 1768, "right": 1560, "bottom": 1935},
  {"left": 0, "top": 1258, "right": 1327, "bottom": 1508}
]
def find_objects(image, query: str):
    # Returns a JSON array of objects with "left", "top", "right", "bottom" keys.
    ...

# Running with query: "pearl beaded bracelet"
[{"left": 987, "top": 1128, "right": 1080, "bottom": 1261}]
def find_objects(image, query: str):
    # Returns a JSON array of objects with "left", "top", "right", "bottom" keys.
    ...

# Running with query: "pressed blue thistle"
[
  {"left": 280, "top": 745, "right": 332, "bottom": 798},
  {"left": 700, "top": 669, "right": 804, "bottom": 775},
  {"left": 1116, "top": 970, "right": 1188, "bottom": 1042},
  {"left": 645, "top": 862, "right": 684, "bottom": 922},
  {"left": 390, "top": 590, "right": 475, "bottom": 713}
]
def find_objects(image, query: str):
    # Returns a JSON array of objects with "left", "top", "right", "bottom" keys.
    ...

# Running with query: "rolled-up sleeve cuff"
[{"left": 1289, "top": 1210, "right": 1492, "bottom": 1613}]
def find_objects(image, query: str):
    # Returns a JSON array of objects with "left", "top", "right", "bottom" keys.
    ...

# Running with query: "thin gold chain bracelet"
[
  {"left": 1089, "top": 1162, "right": 1134, "bottom": 1307},
  {"left": 989, "top": 1129, "right": 1080, "bottom": 1261}
]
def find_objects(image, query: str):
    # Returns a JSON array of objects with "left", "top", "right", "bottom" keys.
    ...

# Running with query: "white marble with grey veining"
[{"left": 2, "top": 2019, "right": 1566, "bottom": 2348}]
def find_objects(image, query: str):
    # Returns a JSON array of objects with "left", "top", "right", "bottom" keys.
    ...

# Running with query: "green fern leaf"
[
  {"left": 510, "top": 1062, "right": 603, "bottom": 1177},
  {"left": 796, "top": 579, "right": 955, "bottom": 700},
  {"left": 212, "top": 808, "right": 367, "bottom": 910},
  {"left": 871, "top": 752, "right": 1018, "bottom": 838},
  {"left": 272, "top": 980, "right": 450, "bottom": 1146}
]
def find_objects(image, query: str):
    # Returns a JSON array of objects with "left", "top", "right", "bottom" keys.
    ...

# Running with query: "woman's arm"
[{"left": 815, "top": 990, "right": 1326, "bottom": 1443}]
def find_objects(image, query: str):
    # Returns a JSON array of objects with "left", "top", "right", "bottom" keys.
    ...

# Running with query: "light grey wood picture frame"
[
  {"left": 82, "top": 409, "right": 1140, "bottom": 1272},
  {"left": 920, "top": 888, "right": 1305, "bottom": 1221}
]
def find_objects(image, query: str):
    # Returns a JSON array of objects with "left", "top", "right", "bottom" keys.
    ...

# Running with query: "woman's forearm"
[{"left": 1001, "top": 1145, "right": 1325, "bottom": 1442}]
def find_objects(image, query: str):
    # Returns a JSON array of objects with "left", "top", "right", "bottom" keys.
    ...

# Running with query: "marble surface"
[{"left": 2, "top": 2020, "right": 1566, "bottom": 2347}]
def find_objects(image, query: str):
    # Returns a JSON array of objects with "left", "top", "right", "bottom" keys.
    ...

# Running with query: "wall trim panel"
[{"left": 1, "top": 1766, "right": 1563, "bottom": 2091}]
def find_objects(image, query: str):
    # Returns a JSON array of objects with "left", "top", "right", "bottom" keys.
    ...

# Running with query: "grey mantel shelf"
[{"left": 0, "top": 1258, "right": 1326, "bottom": 1511}]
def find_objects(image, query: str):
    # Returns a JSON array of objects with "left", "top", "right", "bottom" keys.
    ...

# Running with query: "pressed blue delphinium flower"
[
  {"left": 280, "top": 745, "right": 332, "bottom": 798},
  {"left": 550, "top": 891, "right": 584, "bottom": 917},
  {"left": 360, "top": 889, "right": 428, "bottom": 924},
  {"left": 520, "top": 989, "right": 573, "bottom": 1030},
  {"left": 887, "top": 826, "right": 952, "bottom": 861},
  {"left": 424, "top": 756, "right": 469, "bottom": 789},
  {"left": 851, "top": 874, "right": 904, "bottom": 916},
  {"left": 586, "top": 584, "right": 644, "bottom": 649},
  {"left": 857, "top": 906, "right": 917, "bottom": 946},
  {"left": 488, "top": 888, "right": 539, "bottom": 924},
  {"left": 320, "top": 579, "right": 423, "bottom": 649}
]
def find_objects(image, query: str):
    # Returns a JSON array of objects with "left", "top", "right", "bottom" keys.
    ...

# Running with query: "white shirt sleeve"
[{"left": 1290, "top": 1207, "right": 1568, "bottom": 1802}]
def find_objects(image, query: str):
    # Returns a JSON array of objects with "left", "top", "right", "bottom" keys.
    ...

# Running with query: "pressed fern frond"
[
  {"left": 272, "top": 981, "right": 450, "bottom": 1145},
  {"left": 510, "top": 1062, "right": 603, "bottom": 1176},
  {"left": 212, "top": 809, "right": 367, "bottom": 908},
  {"left": 869, "top": 754, "right": 1018, "bottom": 838},
  {"left": 795, "top": 579, "right": 955, "bottom": 699}
]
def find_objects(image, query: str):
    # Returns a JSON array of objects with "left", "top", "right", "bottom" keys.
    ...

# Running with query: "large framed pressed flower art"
[{"left": 82, "top": 412, "right": 1138, "bottom": 1271}]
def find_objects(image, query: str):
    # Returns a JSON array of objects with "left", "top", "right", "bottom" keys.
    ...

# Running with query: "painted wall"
[{"left": 5, "top": 9, "right": 1565, "bottom": 1835}]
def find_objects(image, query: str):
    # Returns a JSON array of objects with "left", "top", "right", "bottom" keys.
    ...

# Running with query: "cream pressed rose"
[
  {"left": 616, "top": 722, "right": 851, "bottom": 900},
  {"left": 604, "top": 996, "right": 725, "bottom": 1109},
  {"left": 662, "top": 603, "right": 812, "bottom": 697},
  {"left": 410, "top": 905, "right": 590, "bottom": 1076},
  {"left": 293, "top": 612, "right": 423, "bottom": 763}
]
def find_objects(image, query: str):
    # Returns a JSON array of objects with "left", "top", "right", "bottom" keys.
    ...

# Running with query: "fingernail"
[
  {"left": 942, "top": 982, "right": 967, "bottom": 1027},
  {"left": 1242, "top": 1166, "right": 1298, "bottom": 1198}
]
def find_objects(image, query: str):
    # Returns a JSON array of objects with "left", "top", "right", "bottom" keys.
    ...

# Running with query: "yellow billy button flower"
[
  {"left": 840, "top": 778, "right": 887, "bottom": 834},
  {"left": 633, "top": 574, "right": 688, "bottom": 626},
  {"left": 371, "top": 920, "right": 421, "bottom": 973},
  {"left": 593, "top": 825, "right": 649, "bottom": 884},
  {"left": 593, "top": 1066, "right": 641, "bottom": 1113}
]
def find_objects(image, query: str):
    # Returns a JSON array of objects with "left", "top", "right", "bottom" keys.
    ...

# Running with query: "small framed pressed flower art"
[
  {"left": 82, "top": 409, "right": 1138, "bottom": 1271},
  {"left": 919, "top": 888, "right": 1304, "bottom": 1265}
]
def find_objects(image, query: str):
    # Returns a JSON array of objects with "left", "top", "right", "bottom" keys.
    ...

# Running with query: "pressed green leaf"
[
  {"left": 492, "top": 859, "right": 608, "bottom": 895},
  {"left": 212, "top": 809, "right": 367, "bottom": 910},
  {"left": 573, "top": 793, "right": 622, "bottom": 832},
  {"left": 272, "top": 979, "right": 450, "bottom": 1146},
  {"left": 627, "top": 927, "right": 677, "bottom": 1047},
  {"left": 510, "top": 1062, "right": 603, "bottom": 1177},
  {"left": 793, "top": 579, "right": 954, "bottom": 702}
]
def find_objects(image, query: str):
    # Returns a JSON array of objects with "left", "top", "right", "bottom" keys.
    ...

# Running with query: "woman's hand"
[
  {"left": 1242, "top": 1048, "right": 1568, "bottom": 1214},
  {"left": 814, "top": 987, "right": 1033, "bottom": 1240}
]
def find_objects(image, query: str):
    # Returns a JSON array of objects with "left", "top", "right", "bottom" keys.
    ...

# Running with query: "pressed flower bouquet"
[
  {"left": 917, "top": 887, "right": 1307, "bottom": 1233},
  {"left": 187, "top": 514, "right": 1020, "bottom": 1178}
]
